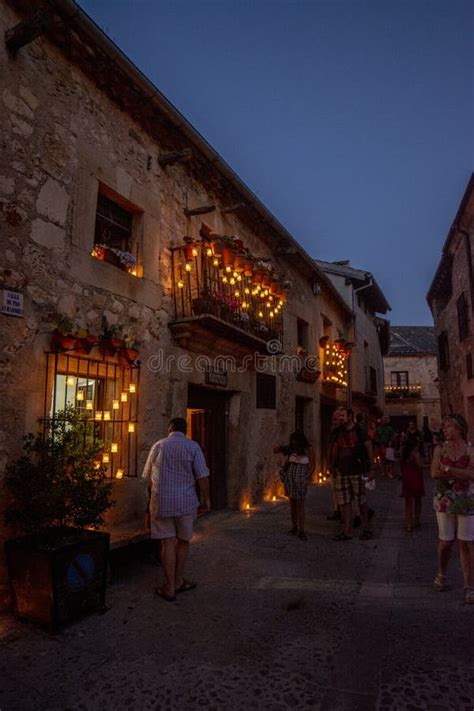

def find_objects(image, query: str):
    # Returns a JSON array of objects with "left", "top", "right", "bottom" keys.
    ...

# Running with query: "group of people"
[{"left": 142, "top": 411, "right": 474, "bottom": 606}]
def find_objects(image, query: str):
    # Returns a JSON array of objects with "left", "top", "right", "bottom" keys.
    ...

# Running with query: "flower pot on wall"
[
  {"left": 51, "top": 331, "right": 76, "bottom": 352},
  {"left": 74, "top": 335, "right": 96, "bottom": 355},
  {"left": 262, "top": 273, "right": 272, "bottom": 288},
  {"left": 118, "top": 348, "right": 139, "bottom": 367},
  {"left": 101, "top": 337, "right": 122, "bottom": 357},
  {"left": 233, "top": 254, "right": 246, "bottom": 273},
  {"left": 221, "top": 246, "right": 237, "bottom": 268}
]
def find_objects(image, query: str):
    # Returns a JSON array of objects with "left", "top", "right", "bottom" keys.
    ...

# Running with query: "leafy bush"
[{"left": 5, "top": 407, "right": 114, "bottom": 536}]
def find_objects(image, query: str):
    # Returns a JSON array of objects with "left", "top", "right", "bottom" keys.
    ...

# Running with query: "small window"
[
  {"left": 391, "top": 371, "right": 409, "bottom": 387},
  {"left": 297, "top": 318, "right": 309, "bottom": 351},
  {"left": 95, "top": 193, "right": 133, "bottom": 252},
  {"left": 256, "top": 373, "right": 276, "bottom": 409},
  {"left": 366, "top": 366, "right": 377, "bottom": 394},
  {"left": 467, "top": 353, "right": 473, "bottom": 380},
  {"left": 457, "top": 292, "right": 469, "bottom": 341},
  {"left": 438, "top": 331, "right": 450, "bottom": 371}
]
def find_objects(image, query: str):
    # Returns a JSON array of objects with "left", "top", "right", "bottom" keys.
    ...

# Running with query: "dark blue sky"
[{"left": 79, "top": 0, "right": 473, "bottom": 325}]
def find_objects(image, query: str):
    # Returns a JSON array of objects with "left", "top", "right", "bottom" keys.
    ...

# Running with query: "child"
[{"left": 384, "top": 439, "right": 395, "bottom": 479}]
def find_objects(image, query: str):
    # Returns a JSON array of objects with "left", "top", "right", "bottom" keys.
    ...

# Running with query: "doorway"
[{"left": 187, "top": 385, "right": 228, "bottom": 510}]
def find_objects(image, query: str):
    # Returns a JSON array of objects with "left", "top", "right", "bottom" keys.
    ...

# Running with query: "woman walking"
[
  {"left": 431, "top": 414, "right": 474, "bottom": 604},
  {"left": 400, "top": 439, "right": 424, "bottom": 531},
  {"left": 274, "top": 432, "right": 315, "bottom": 540}
]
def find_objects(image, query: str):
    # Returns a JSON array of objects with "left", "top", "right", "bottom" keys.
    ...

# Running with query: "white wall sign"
[{"left": 1, "top": 290, "right": 24, "bottom": 317}]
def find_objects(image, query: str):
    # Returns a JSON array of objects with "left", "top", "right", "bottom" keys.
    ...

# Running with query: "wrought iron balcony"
[
  {"left": 169, "top": 240, "right": 284, "bottom": 355},
  {"left": 384, "top": 384, "right": 422, "bottom": 400}
]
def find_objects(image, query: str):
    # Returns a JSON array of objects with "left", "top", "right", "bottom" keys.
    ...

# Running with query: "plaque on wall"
[
  {"left": 1, "top": 290, "right": 24, "bottom": 318},
  {"left": 205, "top": 367, "right": 227, "bottom": 387}
]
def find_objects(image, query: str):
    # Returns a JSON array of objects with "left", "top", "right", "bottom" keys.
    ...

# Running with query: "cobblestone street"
[{"left": 0, "top": 475, "right": 473, "bottom": 711}]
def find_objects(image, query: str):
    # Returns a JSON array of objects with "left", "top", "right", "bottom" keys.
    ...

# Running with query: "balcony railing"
[
  {"left": 170, "top": 241, "right": 284, "bottom": 348},
  {"left": 384, "top": 384, "right": 422, "bottom": 400}
]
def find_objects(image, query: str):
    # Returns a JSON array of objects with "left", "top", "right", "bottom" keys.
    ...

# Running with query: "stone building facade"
[
  {"left": 427, "top": 174, "right": 474, "bottom": 432},
  {"left": 0, "top": 0, "right": 353, "bottom": 602},
  {"left": 383, "top": 327, "right": 441, "bottom": 433},
  {"left": 315, "top": 260, "right": 391, "bottom": 418}
]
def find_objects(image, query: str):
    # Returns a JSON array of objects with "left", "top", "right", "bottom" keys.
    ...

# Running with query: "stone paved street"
[{"left": 0, "top": 475, "right": 473, "bottom": 711}]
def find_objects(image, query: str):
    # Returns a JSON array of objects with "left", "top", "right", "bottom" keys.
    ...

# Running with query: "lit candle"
[
  {"left": 102, "top": 453, "right": 110, "bottom": 464},
  {"left": 121, "top": 392, "right": 128, "bottom": 403},
  {"left": 128, "top": 423, "right": 135, "bottom": 433},
  {"left": 66, "top": 377, "right": 75, "bottom": 386},
  {"left": 115, "top": 469, "right": 124, "bottom": 479},
  {"left": 111, "top": 443, "right": 118, "bottom": 453},
  {"left": 112, "top": 400, "right": 119, "bottom": 410},
  {"left": 272, "top": 495, "right": 277, "bottom": 502},
  {"left": 129, "top": 383, "right": 136, "bottom": 393},
  {"left": 86, "top": 400, "right": 93, "bottom": 410},
  {"left": 178, "top": 279, "right": 184, "bottom": 289},
  {"left": 76, "top": 392, "right": 84, "bottom": 401},
  {"left": 95, "top": 411, "right": 103, "bottom": 421},
  {"left": 226, "top": 266, "right": 232, "bottom": 273},
  {"left": 206, "top": 248, "right": 213, "bottom": 257},
  {"left": 213, "top": 258, "right": 219, "bottom": 267},
  {"left": 103, "top": 411, "right": 111, "bottom": 421},
  {"left": 192, "top": 247, "right": 198, "bottom": 257},
  {"left": 185, "top": 262, "right": 192, "bottom": 272}
]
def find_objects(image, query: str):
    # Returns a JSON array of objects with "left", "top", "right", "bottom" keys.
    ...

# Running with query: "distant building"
[
  {"left": 383, "top": 326, "right": 441, "bottom": 433},
  {"left": 427, "top": 174, "right": 474, "bottom": 432},
  {"left": 315, "top": 260, "right": 391, "bottom": 418}
]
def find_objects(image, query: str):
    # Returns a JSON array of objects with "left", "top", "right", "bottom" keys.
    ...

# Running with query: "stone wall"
[
  {"left": 0, "top": 4, "right": 324, "bottom": 604},
  {"left": 431, "top": 232, "right": 474, "bottom": 432}
]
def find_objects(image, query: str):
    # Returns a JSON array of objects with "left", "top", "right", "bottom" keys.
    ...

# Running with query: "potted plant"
[
  {"left": 118, "top": 336, "right": 142, "bottom": 367},
  {"left": 51, "top": 317, "right": 76, "bottom": 351},
  {"left": 100, "top": 316, "right": 124, "bottom": 356},
  {"left": 4, "top": 407, "right": 113, "bottom": 632},
  {"left": 74, "top": 329, "right": 97, "bottom": 355}
]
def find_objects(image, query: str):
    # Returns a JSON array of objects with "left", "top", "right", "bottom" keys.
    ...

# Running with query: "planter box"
[{"left": 5, "top": 529, "right": 110, "bottom": 632}]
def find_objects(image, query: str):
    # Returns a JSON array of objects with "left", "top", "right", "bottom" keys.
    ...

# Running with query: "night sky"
[{"left": 78, "top": 0, "right": 474, "bottom": 325}]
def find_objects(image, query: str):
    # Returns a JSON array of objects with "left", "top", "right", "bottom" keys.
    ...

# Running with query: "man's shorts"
[
  {"left": 151, "top": 513, "right": 196, "bottom": 541},
  {"left": 334, "top": 470, "right": 366, "bottom": 506},
  {"left": 436, "top": 512, "right": 474, "bottom": 542}
]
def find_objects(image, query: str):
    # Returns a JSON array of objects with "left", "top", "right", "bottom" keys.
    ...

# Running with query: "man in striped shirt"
[{"left": 142, "top": 417, "right": 210, "bottom": 602}]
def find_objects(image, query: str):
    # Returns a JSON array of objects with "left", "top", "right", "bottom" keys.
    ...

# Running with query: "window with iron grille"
[
  {"left": 256, "top": 373, "right": 276, "bottom": 409},
  {"left": 94, "top": 193, "right": 133, "bottom": 251},
  {"left": 438, "top": 331, "right": 450, "bottom": 371},
  {"left": 467, "top": 353, "right": 473, "bottom": 380},
  {"left": 44, "top": 351, "right": 140, "bottom": 478},
  {"left": 390, "top": 371, "right": 409, "bottom": 387},
  {"left": 457, "top": 292, "right": 469, "bottom": 341}
]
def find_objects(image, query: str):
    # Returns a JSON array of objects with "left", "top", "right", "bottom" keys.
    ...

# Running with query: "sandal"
[
  {"left": 176, "top": 579, "right": 197, "bottom": 594},
  {"left": 155, "top": 587, "right": 176, "bottom": 602},
  {"left": 464, "top": 586, "right": 474, "bottom": 604},
  {"left": 333, "top": 532, "right": 352, "bottom": 541},
  {"left": 433, "top": 573, "right": 449, "bottom": 592},
  {"left": 359, "top": 529, "right": 373, "bottom": 540}
]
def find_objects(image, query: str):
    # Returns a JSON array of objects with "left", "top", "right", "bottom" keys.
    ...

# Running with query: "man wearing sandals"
[
  {"left": 142, "top": 417, "right": 210, "bottom": 602},
  {"left": 329, "top": 408, "right": 375, "bottom": 541},
  {"left": 431, "top": 414, "right": 474, "bottom": 604}
]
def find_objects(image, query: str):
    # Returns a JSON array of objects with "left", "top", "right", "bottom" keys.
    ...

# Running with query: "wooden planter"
[{"left": 5, "top": 529, "right": 110, "bottom": 633}]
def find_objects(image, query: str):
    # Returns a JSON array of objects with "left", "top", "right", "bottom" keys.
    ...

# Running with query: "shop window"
[
  {"left": 256, "top": 373, "right": 276, "bottom": 409},
  {"left": 391, "top": 371, "right": 409, "bottom": 387},
  {"left": 45, "top": 351, "right": 139, "bottom": 478},
  {"left": 438, "top": 331, "right": 450, "bottom": 371},
  {"left": 457, "top": 292, "right": 470, "bottom": 341}
]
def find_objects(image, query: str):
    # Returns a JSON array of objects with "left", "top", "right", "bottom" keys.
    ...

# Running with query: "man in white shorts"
[{"left": 142, "top": 417, "right": 210, "bottom": 602}]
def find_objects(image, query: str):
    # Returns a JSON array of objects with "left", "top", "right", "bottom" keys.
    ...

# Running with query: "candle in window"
[
  {"left": 111, "top": 443, "right": 118, "bottom": 453},
  {"left": 115, "top": 469, "right": 124, "bottom": 479},
  {"left": 76, "top": 392, "right": 84, "bottom": 401},
  {"left": 95, "top": 411, "right": 103, "bottom": 421},
  {"left": 112, "top": 400, "right": 119, "bottom": 409},
  {"left": 128, "top": 423, "right": 135, "bottom": 433},
  {"left": 177, "top": 279, "right": 184, "bottom": 289},
  {"left": 103, "top": 411, "right": 111, "bottom": 421},
  {"left": 66, "top": 376, "right": 75, "bottom": 386},
  {"left": 121, "top": 392, "right": 128, "bottom": 403},
  {"left": 102, "top": 453, "right": 110, "bottom": 464},
  {"left": 129, "top": 383, "right": 136, "bottom": 393},
  {"left": 86, "top": 400, "right": 93, "bottom": 410}
]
